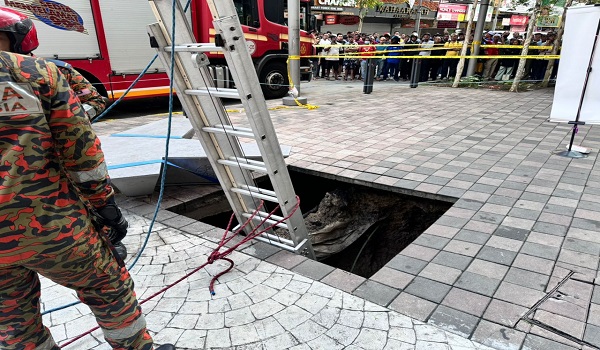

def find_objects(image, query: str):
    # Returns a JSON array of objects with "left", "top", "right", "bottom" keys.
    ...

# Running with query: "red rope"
[{"left": 60, "top": 196, "right": 301, "bottom": 348}]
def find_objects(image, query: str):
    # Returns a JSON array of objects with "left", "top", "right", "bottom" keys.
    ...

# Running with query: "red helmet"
[{"left": 0, "top": 7, "right": 38, "bottom": 54}]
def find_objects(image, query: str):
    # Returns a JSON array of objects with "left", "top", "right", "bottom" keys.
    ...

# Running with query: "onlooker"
[
  {"left": 483, "top": 34, "right": 501, "bottom": 80},
  {"left": 442, "top": 33, "right": 460, "bottom": 79},
  {"left": 343, "top": 35, "right": 359, "bottom": 81},
  {"left": 429, "top": 35, "right": 445, "bottom": 81},
  {"left": 384, "top": 35, "right": 403, "bottom": 81},
  {"left": 419, "top": 33, "right": 435, "bottom": 82},
  {"left": 495, "top": 37, "right": 520, "bottom": 80}
]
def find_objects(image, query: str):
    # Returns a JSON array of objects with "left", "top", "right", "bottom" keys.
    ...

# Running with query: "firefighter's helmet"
[{"left": 0, "top": 7, "right": 38, "bottom": 54}]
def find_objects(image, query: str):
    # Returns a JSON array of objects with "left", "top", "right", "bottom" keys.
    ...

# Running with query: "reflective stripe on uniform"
[
  {"left": 101, "top": 315, "right": 147, "bottom": 341},
  {"left": 68, "top": 163, "right": 108, "bottom": 183},
  {"left": 33, "top": 336, "right": 58, "bottom": 350}
]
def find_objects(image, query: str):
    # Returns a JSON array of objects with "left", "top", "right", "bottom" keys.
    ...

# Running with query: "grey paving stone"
[
  {"left": 488, "top": 195, "right": 519, "bottom": 207},
  {"left": 593, "top": 286, "right": 600, "bottom": 305},
  {"left": 466, "top": 259, "right": 509, "bottom": 280},
  {"left": 482, "top": 299, "right": 528, "bottom": 327},
  {"left": 266, "top": 250, "right": 307, "bottom": 269},
  {"left": 453, "top": 198, "right": 484, "bottom": 211},
  {"left": 388, "top": 292, "right": 437, "bottom": 322},
  {"left": 532, "top": 222, "right": 569, "bottom": 236},
  {"left": 441, "top": 287, "right": 491, "bottom": 317},
  {"left": 493, "top": 225, "right": 530, "bottom": 241},
  {"left": 522, "top": 334, "right": 579, "bottom": 350},
  {"left": 455, "top": 272, "right": 502, "bottom": 297},
  {"left": 431, "top": 251, "right": 473, "bottom": 270},
  {"left": 435, "top": 216, "right": 469, "bottom": 229},
  {"left": 404, "top": 277, "right": 452, "bottom": 303},
  {"left": 476, "top": 246, "right": 517, "bottom": 266},
  {"left": 386, "top": 255, "right": 428, "bottom": 275},
  {"left": 563, "top": 237, "right": 600, "bottom": 256},
  {"left": 571, "top": 218, "right": 600, "bottom": 231},
  {"left": 370, "top": 267, "right": 414, "bottom": 290},
  {"left": 520, "top": 242, "right": 560, "bottom": 260},
  {"left": 291, "top": 259, "right": 336, "bottom": 281},
  {"left": 472, "top": 319, "right": 526, "bottom": 350},
  {"left": 584, "top": 324, "right": 600, "bottom": 348},
  {"left": 241, "top": 242, "right": 281, "bottom": 260},
  {"left": 413, "top": 234, "right": 450, "bottom": 250},
  {"left": 494, "top": 281, "right": 546, "bottom": 308},
  {"left": 504, "top": 267, "right": 550, "bottom": 291},
  {"left": 320, "top": 269, "right": 366, "bottom": 294},
  {"left": 472, "top": 211, "right": 505, "bottom": 225},
  {"left": 454, "top": 230, "right": 491, "bottom": 245},
  {"left": 428, "top": 305, "right": 479, "bottom": 338},
  {"left": 352, "top": 280, "right": 400, "bottom": 307}
]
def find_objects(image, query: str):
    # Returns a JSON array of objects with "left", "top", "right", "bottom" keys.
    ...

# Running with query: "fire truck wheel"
[{"left": 259, "top": 62, "right": 288, "bottom": 99}]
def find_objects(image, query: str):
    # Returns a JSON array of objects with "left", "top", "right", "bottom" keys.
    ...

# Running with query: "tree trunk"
[
  {"left": 452, "top": 0, "right": 479, "bottom": 88},
  {"left": 541, "top": 0, "right": 573, "bottom": 87},
  {"left": 358, "top": 8, "right": 367, "bottom": 33},
  {"left": 509, "top": 0, "right": 542, "bottom": 92}
]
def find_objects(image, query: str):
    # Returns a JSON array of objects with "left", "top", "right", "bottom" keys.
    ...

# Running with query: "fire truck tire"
[{"left": 258, "top": 62, "right": 288, "bottom": 99}]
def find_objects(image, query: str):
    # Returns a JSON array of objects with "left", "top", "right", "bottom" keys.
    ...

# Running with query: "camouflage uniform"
[
  {"left": 0, "top": 51, "right": 152, "bottom": 349},
  {"left": 48, "top": 58, "right": 106, "bottom": 120}
]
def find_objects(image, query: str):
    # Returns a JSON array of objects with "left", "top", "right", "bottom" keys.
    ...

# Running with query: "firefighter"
[
  {"left": 0, "top": 15, "right": 174, "bottom": 350},
  {"left": 0, "top": 6, "right": 106, "bottom": 121}
]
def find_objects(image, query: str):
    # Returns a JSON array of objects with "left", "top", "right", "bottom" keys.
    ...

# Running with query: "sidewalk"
[{"left": 43, "top": 81, "right": 599, "bottom": 350}]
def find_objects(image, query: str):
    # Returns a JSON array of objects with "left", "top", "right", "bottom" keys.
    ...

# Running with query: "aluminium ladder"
[{"left": 147, "top": 0, "right": 315, "bottom": 259}]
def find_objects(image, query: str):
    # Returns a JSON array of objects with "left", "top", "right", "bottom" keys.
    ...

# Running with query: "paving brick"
[
  {"left": 412, "top": 234, "right": 450, "bottom": 250},
  {"left": 504, "top": 267, "right": 550, "bottom": 291},
  {"left": 532, "top": 222, "right": 569, "bottom": 236},
  {"left": 584, "top": 324, "right": 600, "bottom": 348},
  {"left": 387, "top": 254, "right": 428, "bottom": 275},
  {"left": 320, "top": 269, "right": 366, "bottom": 294},
  {"left": 404, "top": 277, "right": 452, "bottom": 303},
  {"left": 419, "top": 263, "right": 462, "bottom": 285},
  {"left": 443, "top": 240, "right": 482, "bottom": 257},
  {"left": 454, "top": 230, "right": 491, "bottom": 245},
  {"left": 441, "top": 287, "right": 490, "bottom": 317},
  {"left": 455, "top": 271, "right": 501, "bottom": 297},
  {"left": 388, "top": 292, "right": 437, "bottom": 322},
  {"left": 476, "top": 246, "right": 517, "bottom": 266},
  {"left": 401, "top": 244, "right": 440, "bottom": 262},
  {"left": 494, "top": 225, "right": 530, "bottom": 241},
  {"left": 523, "top": 331, "right": 579, "bottom": 350},
  {"left": 593, "top": 286, "right": 600, "bottom": 305},
  {"left": 558, "top": 249, "right": 599, "bottom": 270},
  {"left": 537, "top": 294, "right": 589, "bottom": 322},
  {"left": 482, "top": 299, "right": 528, "bottom": 327},
  {"left": 266, "top": 250, "right": 307, "bottom": 270},
  {"left": 563, "top": 237, "right": 600, "bottom": 256},
  {"left": 291, "top": 259, "right": 335, "bottom": 281},
  {"left": 369, "top": 266, "right": 414, "bottom": 290},
  {"left": 520, "top": 242, "right": 560, "bottom": 260},
  {"left": 242, "top": 242, "right": 281, "bottom": 260},
  {"left": 431, "top": 251, "right": 473, "bottom": 270},
  {"left": 485, "top": 236, "right": 524, "bottom": 252},
  {"left": 512, "top": 254, "right": 555, "bottom": 275},
  {"left": 428, "top": 305, "right": 479, "bottom": 338},
  {"left": 466, "top": 259, "right": 509, "bottom": 280},
  {"left": 352, "top": 280, "right": 400, "bottom": 307},
  {"left": 494, "top": 281, "right": 546, "bottom": 308},
  {"left": 472, "top": 319, "right": 526, "bottom": 350}
]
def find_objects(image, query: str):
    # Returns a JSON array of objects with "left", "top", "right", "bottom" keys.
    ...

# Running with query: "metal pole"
[
  {"left": 466, "top": 0, "right": 490, "bottom": 76},
  {"left": 288, "top": 0, "right": 300, "bottom": 94},
  {"left": 409, "top": 0, "right": 423, "bottom": 88},
  {"left": 491, "top": 4, "right": 499, "bottom": 31}
]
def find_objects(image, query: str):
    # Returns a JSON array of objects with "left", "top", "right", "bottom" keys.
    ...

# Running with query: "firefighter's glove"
[{"left": 94, "top": 200, "right": 128, "bottom": 244}]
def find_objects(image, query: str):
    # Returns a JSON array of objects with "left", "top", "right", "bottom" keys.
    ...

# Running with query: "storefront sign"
[
  {"left": 466, "top": 3, "right": 494, "bottom": 22},
  {"left": 437, "top": 20, "right": 458, "bottom": 28},
  {"left": 339, "top": 15, "right": 360, "bottom": 25},
  {"left": 325, "top": 14, "right": 339, "bottom": 24},
  {"left": 314, "top": 0, "right": 356, "bottom": 5},
  {"left": 509, "top": 14, "right": 528, "bottom": 26},
  {"left": 502, "top": 17, "right": 510, "bottom": 26},
  {"left": 374, "top": 1, "right": 437, "bottom": 19},
  {"left": 536, "top": 15, "right": 560, "bottom": 27},
  {"left": 511, "top": 25, "right": 526, "bottom": 32},
  {"left": 437, "top": 4, "right": 468, "bottom": 21}
]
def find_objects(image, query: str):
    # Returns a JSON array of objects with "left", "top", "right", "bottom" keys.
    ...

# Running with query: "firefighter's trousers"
[{"left": 0, "top": 226, "right": 153, "bottom": 350}]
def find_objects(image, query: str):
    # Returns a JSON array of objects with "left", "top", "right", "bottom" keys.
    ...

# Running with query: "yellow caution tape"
[
  {"left": 285, "top": 57, "right": 319, "bottom": 110},
  {"left": 305, "top": 54, "right": 560, "bottom": 60}
]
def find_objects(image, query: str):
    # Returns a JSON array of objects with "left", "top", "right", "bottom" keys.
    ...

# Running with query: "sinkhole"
[{"left": 169, "top": 168, "right": 455, "bottom": 279}]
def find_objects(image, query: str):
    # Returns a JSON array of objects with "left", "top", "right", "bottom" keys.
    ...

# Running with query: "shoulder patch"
[{"left": 0, "top": 82, "right": 43, "bottom": 116}]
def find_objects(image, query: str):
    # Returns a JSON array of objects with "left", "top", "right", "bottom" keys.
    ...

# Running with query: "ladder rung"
[
  {"left": 164, "top": 44, "right": 223, "bottom": 52},
  {"left": 202, "top": 125, "right": 255, "bottom": 139},
  {"left": 218, "top": 157, "right": 267, "bottom": 173},
  {"left": 254, "top": 236, "right": 308, "bottom": 253},
  {"left": 241, "top": 212, "right": 289, "bottom": 230},
  {"left": 231, "top": 187, "right": 278, "bottom": 202},
  {"left": 185, "top": 88, "right": 240, "bottom": 99},
  {"left": 239, "top": 184, "right": 277, "bottom": 198}
]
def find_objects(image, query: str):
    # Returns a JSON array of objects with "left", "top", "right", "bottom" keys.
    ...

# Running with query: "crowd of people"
[{"left": 311, "top": 29, "right": 559, "bottom": 83}]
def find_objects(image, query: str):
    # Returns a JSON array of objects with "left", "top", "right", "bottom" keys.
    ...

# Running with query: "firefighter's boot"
[{"left": 156, "top": 344, "right": 176, "bottom": 350}]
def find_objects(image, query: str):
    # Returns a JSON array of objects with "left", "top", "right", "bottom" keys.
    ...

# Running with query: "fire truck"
[{"left": 0, "top": 0, "right": 315, "bottom": 100}]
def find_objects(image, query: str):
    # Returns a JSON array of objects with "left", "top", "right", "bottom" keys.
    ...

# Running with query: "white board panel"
[
  {"left": 0, "top": 0, "right": 100, "bottom": 59},
  {"left": 550, "top": 5, "right": 600, "bottom": 124}
]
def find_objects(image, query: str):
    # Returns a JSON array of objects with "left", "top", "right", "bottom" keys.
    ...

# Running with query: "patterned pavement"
[{"left": 41, "top": 80, "right": 600, "bottom": 350}]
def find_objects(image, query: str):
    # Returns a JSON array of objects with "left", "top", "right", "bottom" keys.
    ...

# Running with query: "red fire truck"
[{"left": 0, "top": 0, "right": 315, "bottom": 100}]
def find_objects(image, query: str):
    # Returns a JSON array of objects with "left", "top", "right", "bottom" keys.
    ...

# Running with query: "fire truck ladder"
[{"left": 147, "top": 0, "right": 315, "bottom": 259}]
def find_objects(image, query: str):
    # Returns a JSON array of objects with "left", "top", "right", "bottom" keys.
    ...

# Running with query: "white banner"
[{"left": 550, "top": 6, "right": 600, "bottom": 124}]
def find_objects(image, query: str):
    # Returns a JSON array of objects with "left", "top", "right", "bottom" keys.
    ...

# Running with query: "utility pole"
[
  {"left": 283, "top": 0, "right": 308, "bottom": 105},
  {"left": 409, "top": 0, "right": 424, "bottom": 88},
  {"left": 466, "top": 0, "right": 490, "bottom": 76}
]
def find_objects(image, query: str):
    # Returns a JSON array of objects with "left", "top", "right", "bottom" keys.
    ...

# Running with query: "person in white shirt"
[
  {"left": 419, "top": 33, "right": 435, "bottom": 82},
  {"left": 317, "top": 34, "right": 331, "bottom": 79}
]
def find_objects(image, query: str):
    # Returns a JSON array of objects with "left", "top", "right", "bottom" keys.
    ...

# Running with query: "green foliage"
[{"left": 356, "top": 0, "right": 383, "bottom": 17}]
